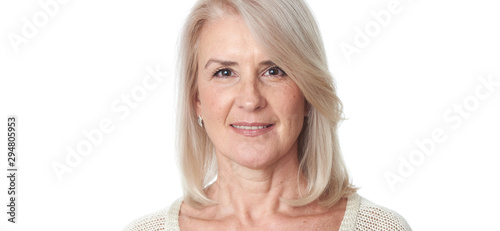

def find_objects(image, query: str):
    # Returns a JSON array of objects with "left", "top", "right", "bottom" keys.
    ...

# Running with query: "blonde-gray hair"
[{"left": 177, "top": 0, "right": 356, "bottom": 207}]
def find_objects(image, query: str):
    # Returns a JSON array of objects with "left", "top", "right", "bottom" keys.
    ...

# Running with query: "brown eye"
[
  {"left": 269, "top": 68, "right": 279, "bottom": 75},
  {"left": 264, "top": 66, "right": 286, "bottom": 77},
  {"left": 213, "top": 68, "right": 234, "bottom": 78}
]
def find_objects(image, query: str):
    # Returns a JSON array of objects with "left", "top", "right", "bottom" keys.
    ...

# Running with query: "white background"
[{"left": 1, "top": 0, "right": 499, "bottom": 230}]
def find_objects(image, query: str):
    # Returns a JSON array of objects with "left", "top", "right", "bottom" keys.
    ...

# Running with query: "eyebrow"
[
  {"left": 204, "top": 59, "right": 276, "bottom": 69},
  {"left": 204, "top": 59, "right": 237, "bottom": 69}
]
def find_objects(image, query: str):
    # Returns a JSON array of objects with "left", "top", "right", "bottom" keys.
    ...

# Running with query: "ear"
[{"left": 195, "top": 90, "right": 202, "bottom": 116}]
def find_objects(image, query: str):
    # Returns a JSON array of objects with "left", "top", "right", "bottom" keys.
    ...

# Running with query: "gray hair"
[{"left": 177, "top": 0, "right": 356, "bottom": 207}]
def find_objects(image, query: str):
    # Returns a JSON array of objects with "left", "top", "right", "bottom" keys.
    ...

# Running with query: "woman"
[{"left": 125, "top": 0, "right": 411, "bottom": 230}]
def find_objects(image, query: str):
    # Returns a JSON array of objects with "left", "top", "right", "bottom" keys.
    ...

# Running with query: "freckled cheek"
[
  {"left": 201, "top": 88, "right": 231, "bottom": 124},
  {"left": 273, "top": 91, "right": 305, "bottom": 129}
]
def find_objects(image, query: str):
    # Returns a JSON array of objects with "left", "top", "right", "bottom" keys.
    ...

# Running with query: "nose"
[{"left": 235, "top": 77, "right": 266, "bottom": 111}]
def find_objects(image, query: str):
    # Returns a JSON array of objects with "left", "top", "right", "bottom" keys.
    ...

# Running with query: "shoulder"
[
  {"left": 123, "top": 198, "right": 183, "bottom": 231},
  {"left": 341, "top": 193, "right": 412, "bottom": 231}
]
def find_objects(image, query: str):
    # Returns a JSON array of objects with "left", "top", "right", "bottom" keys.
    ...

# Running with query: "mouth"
[
  {"left": 230, "top": 124, "right": 273, "bottom": 130},
  {"left": 230, "top": 123, "right": 274, "bottom": 136}
]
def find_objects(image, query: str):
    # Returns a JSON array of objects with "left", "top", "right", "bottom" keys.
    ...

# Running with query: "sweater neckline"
[{"left": 168, "top": 193, "right": 361, "bottom": 230}]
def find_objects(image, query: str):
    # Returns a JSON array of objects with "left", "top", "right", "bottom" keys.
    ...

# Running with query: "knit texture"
[{"left": 124, "top": 193, "right": 411, "bottom": 230}]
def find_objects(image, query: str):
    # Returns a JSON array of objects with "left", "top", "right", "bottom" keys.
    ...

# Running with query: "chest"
[{"left": 179, "top": 212, "right": 343, "bottom": 231}]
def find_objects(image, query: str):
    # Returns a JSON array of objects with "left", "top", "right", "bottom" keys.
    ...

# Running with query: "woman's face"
[{"left": 196, "top": 14, "right": 307, "bottom": 170}]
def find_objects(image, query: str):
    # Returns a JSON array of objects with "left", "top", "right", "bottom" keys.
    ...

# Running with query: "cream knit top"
[{"left": 124, "top": 193, "right": 411, "bottom": 230}]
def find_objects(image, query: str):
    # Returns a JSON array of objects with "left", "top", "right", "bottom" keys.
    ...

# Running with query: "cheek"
[
  {"left": 199, "top": 86, "right": 230, "bottom": 121},
  {"left": 286, "top": 85, "right": 306, "bottom": 113},
  {"left": 274, "top": 86, "right": 306, "bottom": 127}
]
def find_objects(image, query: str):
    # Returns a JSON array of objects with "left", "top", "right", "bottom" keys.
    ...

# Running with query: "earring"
[{"left": 197, "top": 115, "right": 203, "bottom": 128}]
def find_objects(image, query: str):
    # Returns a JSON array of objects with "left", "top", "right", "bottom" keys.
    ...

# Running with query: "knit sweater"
[{"left": 124, "top": 193, "right": 411, "bottom": 230}]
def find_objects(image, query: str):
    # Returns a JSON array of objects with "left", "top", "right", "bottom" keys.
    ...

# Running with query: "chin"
[{"left": 231, "top": 149, "right": 281, "bottom": 170}]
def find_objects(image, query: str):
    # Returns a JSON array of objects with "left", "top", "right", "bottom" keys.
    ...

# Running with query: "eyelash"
[
  {"left": 212, "top": 68, "right": 234, "bottom": 78},
  {"left": 212, "top": 66, "right": 287, "bottom": 78}
]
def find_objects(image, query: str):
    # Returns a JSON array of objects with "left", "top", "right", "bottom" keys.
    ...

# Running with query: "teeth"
[{"left": 232, "top": 125, "right": 270, "bottom": 130}]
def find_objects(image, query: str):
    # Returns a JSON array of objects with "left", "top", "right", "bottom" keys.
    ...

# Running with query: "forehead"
[{"left": 197, "top": 14, "right": 266, "bottom": 63}]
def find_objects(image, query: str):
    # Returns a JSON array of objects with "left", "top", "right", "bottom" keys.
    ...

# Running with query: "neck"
[{"left": 206, "top": 147, "right": 307, "bottom": 224}]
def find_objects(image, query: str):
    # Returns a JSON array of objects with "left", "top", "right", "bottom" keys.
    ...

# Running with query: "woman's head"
[
  {"left": 195, "top": 14, "right": 308, "bottom": 170},
  {"left": 177, "top": 0, "right": 355, "bottom": 207}
]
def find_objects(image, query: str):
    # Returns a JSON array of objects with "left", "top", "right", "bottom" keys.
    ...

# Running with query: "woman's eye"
[
  {"left": 213, "top": 68, "right": 234, "bottom": 78},
  {"left": 264, "top": 67, "right": 286, "bottom": 77}
]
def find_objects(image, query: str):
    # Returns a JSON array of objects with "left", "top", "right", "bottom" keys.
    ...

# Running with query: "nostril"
[{"left": 236, "top": 84, "right": 266, "bottom": 111}]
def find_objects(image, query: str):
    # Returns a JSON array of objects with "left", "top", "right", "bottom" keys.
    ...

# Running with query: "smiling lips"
[
  {"left": 230, "top": 123, "right": 274, "bottom": 136},
  {"left": 231, "top": 124, "right": 272, "bottom": 130}
]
